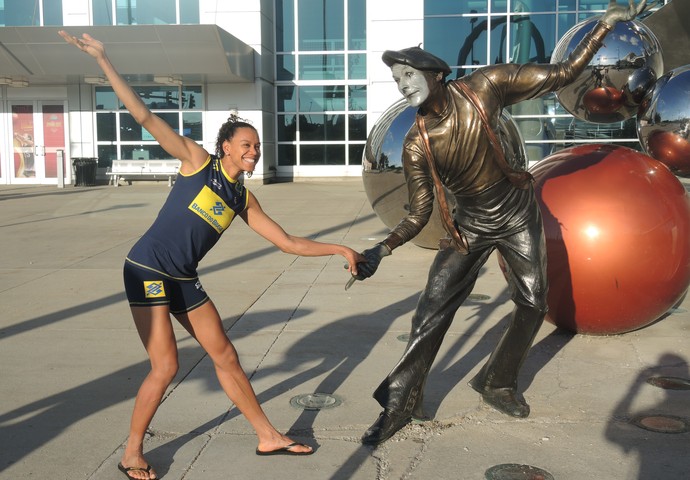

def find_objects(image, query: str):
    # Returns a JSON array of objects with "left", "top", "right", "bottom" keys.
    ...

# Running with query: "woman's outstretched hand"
[{"left": 58, "top": 30, "right": 106, "bottom": 61}]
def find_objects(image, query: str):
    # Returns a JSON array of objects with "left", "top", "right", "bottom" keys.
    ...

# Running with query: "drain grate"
[
  {"left": 632, "top": 414, "right": 690, "bottom": 434},
  {"left": 290, "top": 393, "right": 343, "bottom": 410},
  {"left": 646, "top": 376, "right": 690, "bottom": 390},
  {"left": 485, "top": 463, "right": 554, "bottom": 480}
]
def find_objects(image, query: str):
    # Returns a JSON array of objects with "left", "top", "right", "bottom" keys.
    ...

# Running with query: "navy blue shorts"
[{"left": 123, "top": 261, "right": 210, "bottom": 314}]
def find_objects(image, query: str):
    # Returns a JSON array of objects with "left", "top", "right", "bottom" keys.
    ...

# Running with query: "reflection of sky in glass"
[
  {"left": 380, "top": 107, "right": 416, "bottom": 168},
  {"left": 655, "top": 70, "right": 690, "bottom": 122}
]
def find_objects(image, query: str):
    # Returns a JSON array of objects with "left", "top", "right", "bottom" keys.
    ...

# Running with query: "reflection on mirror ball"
[
  {"left": 530, "top": 144, "right": 690, "bottom": 335},
  {"left": 637, "top": 65, "right": 690, "bottom": 177},
  {"left": 551, "top": 18, "right": 663, "bottom": 123},
  {"left": 362, "top": 99, "right": 527, "bottom": 249}
]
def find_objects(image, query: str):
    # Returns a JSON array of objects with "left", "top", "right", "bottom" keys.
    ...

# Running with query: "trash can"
[{"left": 72, "top": 157, "right": 98, "bottom": 186}]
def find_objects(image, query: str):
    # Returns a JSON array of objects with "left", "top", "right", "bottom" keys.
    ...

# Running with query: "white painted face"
[{"left": 391, "top": 63, "right": 432, "bottom": 107}]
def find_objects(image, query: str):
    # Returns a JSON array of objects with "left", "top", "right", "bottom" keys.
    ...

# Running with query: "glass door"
[{"left": 10, "top": 101, "right": 69, "bottom": 184}]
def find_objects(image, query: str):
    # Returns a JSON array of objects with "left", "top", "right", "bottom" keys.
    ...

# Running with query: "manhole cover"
[
  {"left": 469, "top": 293, "right": 491, "bottom": 301},
  {"left": 485, "top": 463, "right": 554, "bottom": 480},
  {"left": 397, "top": 333, "right": 410, "bottom": 342},
  {"left": 646, "top": 376, "right": 690, "bottom": 390},
  {"left": 632, "top": 415, "right": 690, "bottom": 434},
  {"left": 290, "top": 393, "right": 343, "bottom": 410}
]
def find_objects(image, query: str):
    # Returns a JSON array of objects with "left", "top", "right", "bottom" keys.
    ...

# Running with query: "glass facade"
[
  {"left": 275, "top": 0, "right": 367, "bottom": 169},
  {"left": 93, "top": 0, "right": 199, "bottom": 25},
  {"left": 0, "top": 0, "right": 62, "bottom": 26},
  {"left": 423, "top": 0, "right": 667, "bottom": 162},
  {"left": 94, "top": 85, "right": 202, "bottom": 168}
]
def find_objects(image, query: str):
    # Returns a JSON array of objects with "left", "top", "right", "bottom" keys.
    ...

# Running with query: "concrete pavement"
[{"left": 0, "top": 180, "right": 689, "bottom": 480}]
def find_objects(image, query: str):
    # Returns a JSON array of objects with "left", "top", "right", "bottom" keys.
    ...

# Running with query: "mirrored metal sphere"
[
  {"left": 362, "top": 98, "right": 527, "bottom": 249},
  {"left": 551, "top": 18, "right": 663, "bottom": 124},
  {"left": 637, "top": 65, "right": 690, "bottom": 177}
]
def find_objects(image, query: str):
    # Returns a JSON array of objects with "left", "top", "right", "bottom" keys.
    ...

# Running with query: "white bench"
[{"left": 106, "top": 159, "right": 181, "bottom": 187}]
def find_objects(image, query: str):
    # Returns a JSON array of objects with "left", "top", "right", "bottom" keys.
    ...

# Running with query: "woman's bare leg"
[
  {"left": 175, "top": 301, "right": 312, "bottom": 454},
  {"left": 120, "top": 305, "right": 178, "bottom": 479}
]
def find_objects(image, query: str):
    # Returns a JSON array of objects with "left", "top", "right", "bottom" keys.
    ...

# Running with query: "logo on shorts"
[
  {"left": 195, "top": 280, "right": 205, "bottom": 292},
  {"left": 144, "top": 281, "right": 166, "bottom": 298}
]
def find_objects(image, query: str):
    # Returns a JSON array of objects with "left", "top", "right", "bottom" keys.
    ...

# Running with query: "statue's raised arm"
[{"left": 600, "top": 0, "right": 648, "bottom": 27}]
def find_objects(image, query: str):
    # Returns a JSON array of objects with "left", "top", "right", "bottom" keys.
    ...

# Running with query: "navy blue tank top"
[{"left": 126, "top": 155, "right": 248, "bottom": 279}]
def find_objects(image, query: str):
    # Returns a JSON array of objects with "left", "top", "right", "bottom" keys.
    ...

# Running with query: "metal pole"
[{"left": 57, "top": 149, "right": 64, "bottom": 188}]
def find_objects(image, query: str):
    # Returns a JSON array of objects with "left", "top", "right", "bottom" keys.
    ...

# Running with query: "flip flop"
[
  {"left": 255, "top": 441, "right": 314, "bottom": 456},
  {"left": 117, "top": 462, "right": 157, "bottom": 479}
]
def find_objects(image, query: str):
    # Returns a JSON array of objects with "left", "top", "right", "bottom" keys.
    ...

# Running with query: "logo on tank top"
[
  {"left": 188, "top": 185, "right": 235, "bottom": 233},
  {"left": 144, "top": 281, "right": 166, "bottom": 298}
]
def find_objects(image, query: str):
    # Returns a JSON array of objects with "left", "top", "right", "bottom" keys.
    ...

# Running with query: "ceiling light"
[
  {"left": 84, "top": 75, "right": 107, "bottom": 85},
  {"left": 9, "top": 78, "right": 28, "bottom": 87},
  {"left": 0, "top": 76, "right": 12, "bottom": 85},
  {"left": 153, "top": 75, "right": 182, "bottom": 86}
]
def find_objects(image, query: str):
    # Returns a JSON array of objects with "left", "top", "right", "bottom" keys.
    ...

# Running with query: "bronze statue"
[{"left": 356, "top": 0, "right": 649, "bottom": 446}]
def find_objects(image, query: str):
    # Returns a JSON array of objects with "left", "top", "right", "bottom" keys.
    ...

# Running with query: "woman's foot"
[
  {"left": 118, "top": 455, "right": 157, "bottom": 480},
  {"left": 256, "top": 434, "right": 313, "bottom": 456}
]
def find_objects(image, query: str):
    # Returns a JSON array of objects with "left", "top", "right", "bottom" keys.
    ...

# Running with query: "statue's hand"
[
  {"left": 600, "top": 0, "right": 648, "bottom": 28},
  {"left": 354, "top": 243, "right": 391, "bottom": 281}
]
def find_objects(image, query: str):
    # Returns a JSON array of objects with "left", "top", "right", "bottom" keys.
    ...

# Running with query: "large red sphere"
[{"left": 531, "top": 144, "right": 690, "bottom": 334}]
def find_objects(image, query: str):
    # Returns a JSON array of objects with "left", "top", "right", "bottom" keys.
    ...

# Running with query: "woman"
[{"left": 59, "top": 31, "right": 364, "bottom": 480}]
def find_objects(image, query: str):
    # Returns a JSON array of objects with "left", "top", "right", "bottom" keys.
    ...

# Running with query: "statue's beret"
[{"left": 381, "top": 47, "right": 451, "bottom": 77}]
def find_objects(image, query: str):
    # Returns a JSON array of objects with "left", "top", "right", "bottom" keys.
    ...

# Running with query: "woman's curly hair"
[{"left": 214, "top": 114, "right": 257, "bottom": 159}]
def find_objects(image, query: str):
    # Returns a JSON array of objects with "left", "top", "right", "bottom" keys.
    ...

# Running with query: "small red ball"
[
  {"left": 582, "top": 86, "right": 625, "bottom": 114},
  {"left": 530, "top": 144, "right": 690, "bottom": 334}
]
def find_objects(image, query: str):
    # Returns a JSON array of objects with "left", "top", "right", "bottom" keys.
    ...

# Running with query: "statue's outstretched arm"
[{"left": 600, "top": 0, "right": 648, "bottom": 28}]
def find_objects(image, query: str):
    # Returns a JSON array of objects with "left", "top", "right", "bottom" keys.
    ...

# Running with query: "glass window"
[
  {"left": 98, "top": 145, "right": 117, "bottom": 168},
  {"left": 116, "top": 0, "right": 176, "bottom": 25},
  {"left": 508, "top": 14, "right": 555, "bottom": 64},
  {"left": 96, "top": 112, "right": 116, "bottom": 141},
  {"left": 0, "top": 0, "right": 40, "bottom": 26},
  {"left": 348, "top": 115, "right": 367, "bottom": 141},
  {"left": 300, "top": 144, "right": 345, "bottom": 165},
  {"left": 95, "top": 88, "right": 120, "bottom": 110},
  {"left": 348, "top": 0, "right": 366, "bottom": 49},
  {"left": 349, "top": 143, "right": 364, "bottom": 165},
  {"left": 278, "top": 114, "right": 297, "bottom": 141},
  {"left": 278, "top": 144, "right": 296, "bottom": 166},
  {"left": 298, "top": 0, "right": 344, "bottom": 50},
  {"left": 276, "top": 0, "right": 295, "bottom": 51},
  {"left": 43, "top": 0, "right": 62, "bottom": 25},
  {"left": 491, "top": 0, "right": 511, "bottom": 13},
  {"left": 425, "top": 16, "right": 487, "bottom": 71},
  {"left": 348, "top": 54, "right": 366, "bottom": 80},
  {"left": 300, "top": 114, "right": 345, "bottom": 141},
  {"left": 276, "top": 0, "right": 367, "bottom": 170},
  {"left": 298, "top": 86, "right": 345, "bottom": 112},
  {"left": 134, "top": 86, "right": 180, "bottom": 110},
  {"left": 425, "top": 0, "right": 488, "bottom": 15},
  {"left": 277, "top": 55, "right": 296, "bottom": 81},
  {"left": 121, "top": 144, "right": 172, "bottom": 160},
  {"left": 120, "top": 112, "right": 178, "bottom": 141},
  {"left": 348, "top": 86, "right": 366, "bottom": 111},
  {"left": 277, "top": 86, "right": 297, "bottom": 111},
  {"left": 518, "top": 0, "right": 577, "bottom": 12},
  {"left": 93, "top": 0, "right": 114, "bottom": 25},
  {"left": 181, "top": 86, "right": 201, "bottom": 109},
  {"left": 182, "top": 112, "right": 202, "bottom": 140},
  {"left": 179, "top": 0, "right": 199, "bottom": 24},
  {"left": 298, "top": 54, "right": 345, "bottom": 80}
]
